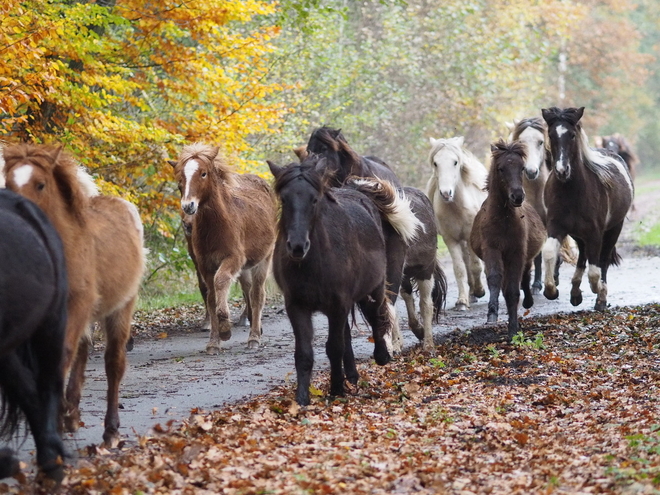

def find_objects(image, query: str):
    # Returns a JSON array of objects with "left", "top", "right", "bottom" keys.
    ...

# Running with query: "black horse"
[
  {"left": 305, "top": 127, "right": 447, "bottom": 351},
  {"left": 0, "top": 189, "right": 68, "bottom": 482},
  {"left": 470, "top": 141, "right": 546, "bottom": 339},
  {"left": 541, "top": 107, "right": 634, "bottom": 311},
  {"left": 268, "top": 156, "right": 419, "bottom": 405}
]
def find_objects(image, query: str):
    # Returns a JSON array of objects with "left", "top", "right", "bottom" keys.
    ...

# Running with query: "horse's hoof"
[
  {"left": 62, "top": 410, "right": 81, "bottom": 433},
  {"left": 410, "top": 324, "right": 424, "bottom": 341},
  {"left": 216, "top": 309, "right": 230, "bottom": 321},
  {"left": 206, "top": 345, "right": 221, "bottom": 355},
  {"left": 473, "top": 288, "right": 486, "bottom": 299},
  {"left": 0, "top": 448, "right": 20, "bottom": 479},
  {"left": 374, "top": 347, "right": 392, "bottom": 366},
  {"left": 486, "top": 314, "right": 498, "bottom": 325},
  {"left": 247, "top": 339, "right": 260, "bottom": 350},
  {"left": 570, "top": 293, "right": 582, "bottom": 306},
  {"left": 40, "top": 460, "right": 65, "bottom": 484},
  {"left": 543, "top": 287, "right": 558, "bottom": 300},
  {"left": 218, "top": 329, "right": 232, "bottom": 341},
  {"left": 453, "top": 302, "right": 469, "bottom": 312},
  {"left": 523, "top": 296, "right": 534, "bottom": 309},
  {"left": 102, "top": 428, "right": 120, "bottom": 449},
  {"left": 201, "top": 317, "right": 211, "bottom": 331},
  {"left": 594, "top": 300, "right": 607, "bottom": 312}
]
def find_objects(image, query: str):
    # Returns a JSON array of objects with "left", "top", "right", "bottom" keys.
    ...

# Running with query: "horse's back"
[
  {"left": 88, "top": 195, "right": 145, "bottom": 315},
  {"left": 0, "top": 190, "right": 67, "bottom": 354}
]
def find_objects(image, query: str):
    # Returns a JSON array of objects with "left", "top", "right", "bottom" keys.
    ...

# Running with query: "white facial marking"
[
  {"left": 519, "top": 127, "right": 544, "bottom": 176},
  {"left": 12, "top": 164, "right": 34, "bottom": 188},
  {"left": 183, "top": 159, "right": 199, "bottom": 199},
  {"left": 555, "top": 151, "right": 565, "bottom": 173},
  {"left": 555, "top": 125, "right": 567, "bottom": 138}
]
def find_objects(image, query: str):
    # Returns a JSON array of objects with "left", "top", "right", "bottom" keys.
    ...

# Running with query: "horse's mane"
[
  {"left": 428, "top": 137, "right": 487, "bottom": 189},
  {"left": 307, "top": 127, "right": 361, "bottom": 175},
  {"left": 510, "top": 117, "right": 545, "bottom": 141},
  {"left": 3, "top": 143, "right": 91, "bottom": 221},
  {"left": 486, "top": 140, "right": 527, "bottom": 192},
  {"left": 273, "top": 155, "right": 327, "bottom": 196},
  {"left": 179, "top": 142, "right": 237, "bottom": 187}
]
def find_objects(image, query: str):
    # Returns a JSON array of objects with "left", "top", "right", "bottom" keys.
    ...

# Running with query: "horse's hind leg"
[
  {"left": 63, "top": 334, "right": 91, "bottom": 433},
  {"left": 236, "top": 271, "right": 252, "bottom": 327},
  {"left": 0, "top": 448, "right": 20, "bottom": 479},
  {"left": 101, "top": 297, "right": 135, "bottom": 448},
  {"left": 286, "top": 305, "right": 314, "bottom": 406},
  {"left": 594, "top": 223, "right": 624, "bottom": 311},
  {"left": 542, "top": 235, "right": 564, "bottom": 300},
  {"left": 246, "top": 255, "right": 271, "bottom": 349},
  {"left": 400, "top": 276, "right": 423, "bottom": 340},
  {"left": 326, "top": 311, "right": 349, "bottom": 398},
  {"left": 359, "top": 289, "right": 394, "bottom": 366},
  {"left": 503, "top": 270, "right": 522, "bottom": 340},
  {"left": 484, "top": 252, "right": 503, "bottom": 325},
  {"left": 446, "top": 239, "right": 470, "bottom": 310},
  {"left": 531, "top": 253, "right": 543, "bottom": 295},
  {"left": 343, "top": 321, "right": 359, "bottom": 385},
  {"left": 418, "top": 278, "right": 435, "bottom": 351},
  {"left": 522, "top": 263, "right": 534, "bottom": 309},
  {"left": 207, "top": 256, "right": 244, "bottom": 353},
  {"left": 465, "top": 244, "right": 485, "bottom": 300}
]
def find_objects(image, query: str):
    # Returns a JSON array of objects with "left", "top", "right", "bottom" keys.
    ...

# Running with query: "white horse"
[
  {"left": 426, "top": 136, "right": 487, "bottom": 310},
  {"left": 508, "top": 118, "right": 550, "bottom": 294}
]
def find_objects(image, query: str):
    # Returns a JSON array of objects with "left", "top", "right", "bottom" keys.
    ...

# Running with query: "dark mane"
[
  {"left": 542, "top": 107, "right": 584, "bottom": 128},
  {"left": 307, "top": 127, "right": 362, "bottom": 177},
  {"left": 272, "top": 155, "right": 329, "bottom": 197}
]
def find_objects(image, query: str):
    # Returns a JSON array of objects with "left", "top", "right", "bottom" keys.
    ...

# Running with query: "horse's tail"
[
  {"left": 350, "top": 177, "right": 422, "bottom": 244},
  {"left": 610, "top": 246, "right": 622, "bottom": 267},
  {"left": 0, "top": 342, "right": 38, "bottom": 440},
  {"left": 431, "top": 256, "right": 448, "bottom": 322}
]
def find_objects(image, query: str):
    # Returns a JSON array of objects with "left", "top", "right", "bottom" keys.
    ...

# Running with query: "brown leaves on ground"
[{"left": 4, "top": 304, "right": 660, "bottom": 494}]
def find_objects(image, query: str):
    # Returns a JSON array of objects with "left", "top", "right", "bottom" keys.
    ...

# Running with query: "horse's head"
[
  {"left": 542, "top": 106, "right": 585, "bottom": 182},
  {"left": 268, "top": 155, "right": 331, "bottom": 261},
  {"left": 171, "top": 143, "right": 224, "bottom": 216},
  {"left": 489, "top": 140, "right": 527, "bottom": 207},
  {"left": 511, "top": 118, "right": 546, "bottom": 181},
  {"left": 4, "top": 143, "right": 88, "bottom": 221},
  {"left": 429, "top": 136, "right": 466, "bottom": 202}
]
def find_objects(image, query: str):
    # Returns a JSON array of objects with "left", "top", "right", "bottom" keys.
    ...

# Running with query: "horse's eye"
[
  {"left": 37, "top": 183, "right": 45, "bottom": 191},
  {"left": 537, "top": 140, "right": 543, "bottom": 147},
  {"left": 312, "top": 197, "right": 318, "bottom": 205},
  {"left": 201, "top": 172, "right": 207, "bottom": 178},
  {"left": 453, "top": 160, "right": 458, "bottom": 167}
]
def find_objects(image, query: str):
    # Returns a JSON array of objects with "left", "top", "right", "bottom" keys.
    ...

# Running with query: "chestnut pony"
[
  {"left": 171, "top": 143, "right": 276, "bottom": 353},
  {"left": 4, "top": 143, "right": 145, "bottom": 448}
]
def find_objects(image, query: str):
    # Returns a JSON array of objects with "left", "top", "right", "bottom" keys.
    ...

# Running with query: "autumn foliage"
[{"left": 0, "top": 0, "right": 288, "bottom": 235}]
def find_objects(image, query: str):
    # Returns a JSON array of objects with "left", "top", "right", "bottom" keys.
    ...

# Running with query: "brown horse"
[
  {"left": 170, "top": 143, "right": 276, "bottom": 353},
  {"left": 470, "top": 140, "right": 546, "bottom": 339},
  {"left": 3, "top": 143, "right": 145, "bottom": 448}
]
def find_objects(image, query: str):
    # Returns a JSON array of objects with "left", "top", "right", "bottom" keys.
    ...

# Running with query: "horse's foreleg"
[
  {"left": 326, "top": 311, "right": 349, "bottom": 398},
  {"left": 63, "top": 335, "right": 90, "bottom": 433},
  {"left": 522, "top": 263, "right": 534, "bottom": 310},
  {"left": 542, "top": 236, "right": 563, "bottom": 300},
  {"left": 418, "top": 278, "right": 435, "bottom": 351},
  {"left": 484, "top": 252, "right": 503, "bottom": 325},
  {"left": 236, "top": 271, "right": 252, "bottom": 327},
  {"left": 594, "top": 223, "right": 624, "bottom": 311},
  {"left": 465, "top": 244, "right": 485, "bottom": 300},
  {"left": 343, "top": 321, "right": 359, "bottom": 385},
  {"left": 359, "top": 290, "right": 394, "bottom": 366},
  {"left": 101, "top": 298, "right": 135, "bottom": 449},
  {"left": 570, "top": 238, "right": 587, "bottom": 306},
  {"left": 532, "top": 253, "right": 543, "bottom": 295},
  {"left": 286, "top": 305, "right": 315, "bottom": 406},
  {"left": 446, "top": 240, "right": 470, "bottom": 310},
  {"left": 246, "top": 256, "right": 271, "bottom": 349},
  {"left": 502, "top": 269, "right": 522, "bottom": 340},
  {"left": 207, "top": 257, "right": 244, "bottom": 353},
  {"left": 204, "top": 275, "right": 222, "bottom": 355}
]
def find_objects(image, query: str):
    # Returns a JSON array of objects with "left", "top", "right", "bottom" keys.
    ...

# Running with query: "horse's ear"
[
  {"left": 429, "top": 137, "right": 438, "bottom": 146},
  {"left": 541, "top": 108, "right": 555, "bottom": 124},
  {"left": 576, "top": 107, "right": 585, "bottom": 120},
  {"left": 207, "top": 146, "right": 220, "bottom": 162},
  {"left": 267, "top": 160, "right": 284, "bottom": 179},
  {"left": 490, "top": 143, "right": 498, "bottom": 153},
  {"left": 455, "top": 136, "right": 465, "bottom": 147},
  {"left": 293, "top": 146, "right": 308, "bottom": 162},
  {"left": 168, "top": 160, "right": 178, "bottom": 168},
  {"left": 330, "top": 128, "right": 342, "bottom": 138},
  {"left": 505, "top": 120, "right": 517, "bottom": 131}
]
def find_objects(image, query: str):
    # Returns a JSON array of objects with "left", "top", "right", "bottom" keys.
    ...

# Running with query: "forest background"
[{"left": 1, "top": 0, "right": 658, "bottom": 299}]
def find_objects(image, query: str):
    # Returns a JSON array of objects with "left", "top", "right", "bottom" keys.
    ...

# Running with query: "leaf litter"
[{"left": 2, "top": 303, "right": 660, "bottom": 494}]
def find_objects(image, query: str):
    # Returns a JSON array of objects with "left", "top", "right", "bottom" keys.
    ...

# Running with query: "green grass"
[
  {"left": 639, "top": 223, "right": 660, "bottom": 247},
  {"left": 437, "top": 234, "right": 448, "bottom": 256},
  {"left": 138, "top": 290, "right": 204, "bottom": 311}
]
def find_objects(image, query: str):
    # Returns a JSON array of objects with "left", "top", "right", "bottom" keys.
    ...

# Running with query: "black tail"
[
  {"left": 431, "top": 258, "right": 447, "bottom": 322},
  {"left": 0, "top": 343, "right": 37, "bottom": 440},
  {"left": 610, "top": 246, "right": 622, "bottom": 267}
]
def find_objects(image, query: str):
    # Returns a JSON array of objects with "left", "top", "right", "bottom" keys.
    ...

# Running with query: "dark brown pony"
[
  {"left": 541, "top": 107, "right": 634, "bottom": 311},
  {"left": 595, "top": 133, "right": 638, "bottom": 181},
  {"left": 4, "top": 143, "right": 145, "bottom": 448},
  {"left": 470, "top": 140, "right": 546, "bottom": 339},
  {"left": 305, "top": 127, "right": 447, "bottom": 351},
  {"left": 0, "top": 189, "right": 68, "bottom": 482},
  {"left": 268, "top": 155, "right": 420, "bottom": 405},
  {"left": 171, "top": 143, "right": 276, "bottom": 353}
]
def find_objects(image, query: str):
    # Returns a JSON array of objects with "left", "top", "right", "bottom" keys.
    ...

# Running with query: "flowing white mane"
[
  {"left": 76, "top": 166, "right": 99, "bottom": 197},
  {"left": 578, "top": 128, "right": 633, "bottom": 192},
  {"left": 428, "top": 137, "right": 487, "bottom": 190}
]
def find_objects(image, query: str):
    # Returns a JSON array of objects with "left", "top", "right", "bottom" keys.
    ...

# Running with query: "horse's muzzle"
[
  {"left": 525, "top": 169, "right": 539, "bottom": 181},
  {"left": 440, "top": 190, "right": 454, "bottom": 202},
  {"left": 287, "top": 240, "right": 310, "bottom": 261},
  {"left": 182, "top": 201, "right": 197, "bottom": 215},
  {"left": 509, "top": 191, "right": 525, "bottom": 207}
]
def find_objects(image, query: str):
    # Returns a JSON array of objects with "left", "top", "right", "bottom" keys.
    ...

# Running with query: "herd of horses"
[{"left": 0, "top": 106, "right": 636, "bottom": 481}]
